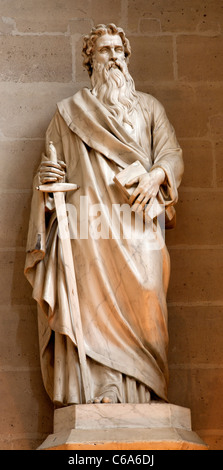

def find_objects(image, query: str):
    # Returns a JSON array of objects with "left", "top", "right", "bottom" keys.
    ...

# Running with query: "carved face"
[{"left": 92, "top": 33, "right": 125, "bottom": 69}]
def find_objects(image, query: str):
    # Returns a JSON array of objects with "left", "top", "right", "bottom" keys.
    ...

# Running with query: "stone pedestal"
[{"left": 38, "top": 402, "right": 208, "bottom": 450}]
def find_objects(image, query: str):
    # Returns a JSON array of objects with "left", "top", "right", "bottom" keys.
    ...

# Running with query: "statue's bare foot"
[
  {"left": 93, "top": 397, "right": 100, "bottom": 403},
  {"left": 101, "top": 396, "right": 113, "bottom": 403},
  {"left": 92, "top": 395, "right": 116, "bottom": 404}
]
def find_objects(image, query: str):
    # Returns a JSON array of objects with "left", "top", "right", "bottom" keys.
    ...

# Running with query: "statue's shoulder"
[
  {"left": 136, "top": 90, "right": 165, "bottom": 115},
  {"left": 58, "top": 87, "right": 90, "bottom": 106},
  {"left": 57, "top": 88, "right": 84, "bottom": 108}
]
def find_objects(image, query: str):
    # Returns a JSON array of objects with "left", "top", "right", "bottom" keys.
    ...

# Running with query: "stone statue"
[{"left": 25, "top": 23, "right": 184, "bottom": 407}]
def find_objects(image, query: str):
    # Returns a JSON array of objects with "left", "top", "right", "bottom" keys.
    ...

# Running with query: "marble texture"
[
  {"left": 38, "top": 427, "right": 208, "bottom": 450},
  {"left": 53, "top": 402, "right": 192, "bottom": 432},
  {"left": 38, "top": 403, "right": 208, "bottom": 450}
]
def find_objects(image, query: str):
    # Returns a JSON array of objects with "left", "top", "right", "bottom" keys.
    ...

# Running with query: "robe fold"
[{"left": 24, "top": 88, "right": 183, "bottom": 404}]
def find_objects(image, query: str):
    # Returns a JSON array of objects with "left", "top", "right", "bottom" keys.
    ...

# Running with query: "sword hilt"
[
  {"left": 37, "top": 182, "right": 78, "bottom": 192},
  {"left": 36, "top": 140, "right": 79, "bottom": 193},
  {"left": 49, "top": 141, "right": 58, "bottom": 164}
]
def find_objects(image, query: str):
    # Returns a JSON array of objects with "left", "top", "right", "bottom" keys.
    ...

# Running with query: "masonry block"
[
  {"left": 90, "top": 0, "right": 122, "bottom": 27},
  {"left": 0, "top": 251, "right": 34, "bottom": 305},
  {"left": 0, "top": 83, "right": 76, "bottom": 138},
  {"left": 179, "top": 139, "right": 213, "bottom": 188},
  {"left": 127, "top": 0, "right": 223, "bottom": 33},
  {"left": 177, "top": 35, "right": 223, "bottom": 82},
  {"left": 168, "top": 368, "right": 223, "bottom": 431},
  {"left": 166, "top": 189, "right": 223, "bottom": 246},
  {"left": 1, "top": 140, "right": 44, "bottom": 191},
  {"left": 1, "top": 0, "right": 91, "bottom": 33},
  {"left": 0, "top": 192, "right": 31, "bottom": 248},
  {"left": 129, "top": 35, "right": 174, "bottom": 82},
  {"left": 0, "top": 305, "right": 39, "bottom": 369},
  {"left": 168, "top": 305, "right": 223, "bottom": 365},
  {"left": 0, "top": 36, "right": 72, "bottom": 82},
  {"left": 0, "top": 370, "right": 53, "bottom": 435},
  {"left": 167, "top": 248, "right": 223, "bottom": 303}
]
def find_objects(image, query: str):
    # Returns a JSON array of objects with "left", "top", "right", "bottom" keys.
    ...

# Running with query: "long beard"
[{"left": 91, "top": 60, "right": 138, "bottom": 127}]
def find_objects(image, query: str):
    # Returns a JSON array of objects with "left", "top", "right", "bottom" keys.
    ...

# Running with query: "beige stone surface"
[
  {"left": 39, "top": 427, "right": 207, "bottom": 450},
  {"left": 177, "top": 35, "right": 223, "bottom": 82},
  {"left": 0, "top": 251, "right": 33, "bottom": 305},
  {"left": 179, "top": 140, "right": 214, "bottom": 188},
  {"left": 0, "top": 83, "right": 77, "bottom": 139},
  {"left": 54, "top": 403, "right": 192, "bottom": 433},
  {"left": 0, "top": 0, "right": 91, "bottom": 33},
  {"left": 0, "top": 370, "right": 53, "bottom": 435},
  {"left": 38, "top": 403, "right": 207, "bottom": 450},
  {"left": 168, "top": 368, "right": 223, "bottom": 434},
  {"left": 168, "top": 306, "right": 223, "bottom": 366},
  {"left": 0, "top": 36, "right": 72, "bottom": 82},
  {"left": 0, "top": 305, "right": 39, "bottom": 368},
  {"left": 166, "top": 190, "right": 223, "bottom": 245},
  {"left": 1, "top": 140, "right": 44, "bottom": 190},
  {"left": 128, "top": 36, "right": 174, "bottom": 82},
  {"left": 127, "top": 0, "right": 223, "bottom": 33},
  {"left": 168, "top": 248, "right": 223, "bottom": 303},
  {"left": 0, "top": 192, "right": 31, "bottom": 248}
]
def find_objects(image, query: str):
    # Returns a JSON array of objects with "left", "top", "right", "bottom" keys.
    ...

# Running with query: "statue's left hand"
[{"left": 126, "top": 167, "right": 165, "bottom": 212}]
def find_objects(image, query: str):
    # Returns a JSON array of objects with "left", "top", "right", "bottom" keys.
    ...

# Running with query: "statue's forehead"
[{"left": 95, "top": 33, "right": 123, "bottom": 49}]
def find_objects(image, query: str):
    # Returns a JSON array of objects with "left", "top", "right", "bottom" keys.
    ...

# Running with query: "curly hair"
[{"left": 82, "top": 23, "right": 131, "bottom": 77}]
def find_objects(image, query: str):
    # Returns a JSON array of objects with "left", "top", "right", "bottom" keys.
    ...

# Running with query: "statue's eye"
[{"left": 99, "top": 47, "right": 109, "bottom": 53}]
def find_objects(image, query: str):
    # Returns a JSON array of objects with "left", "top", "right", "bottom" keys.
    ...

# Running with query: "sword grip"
[{"left": 49, "top": 141, "right": 58, "bottom": 164}]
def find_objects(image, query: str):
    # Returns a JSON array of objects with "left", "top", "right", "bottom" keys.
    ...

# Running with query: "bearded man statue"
[{"left": 25, "top": 24, "right": 184, "bottom": 406}]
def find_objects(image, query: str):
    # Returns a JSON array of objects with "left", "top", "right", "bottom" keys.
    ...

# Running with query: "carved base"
[{"left": 38, "top": 402, "right": 208, "bottom": 450}]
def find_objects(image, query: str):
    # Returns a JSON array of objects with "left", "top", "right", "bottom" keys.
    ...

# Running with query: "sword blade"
[{"left": 54, "top": 191, "right": 91, "bottom": 403}]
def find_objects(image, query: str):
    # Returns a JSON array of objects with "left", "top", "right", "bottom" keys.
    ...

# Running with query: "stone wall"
[{"left": 0, "top": 0, "right": 222, "bottom": 450}]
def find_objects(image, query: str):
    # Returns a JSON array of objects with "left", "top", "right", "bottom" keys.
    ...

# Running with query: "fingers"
[
  {"left": 129, "top": 185, "right": 141, "bottom": 206},
  {"left": 58, "top": 160, "right": 66, "bottom": 169},
  {"left": 39, "top": 160, "right": 66, "bottom": 185},
  {"left": 131, "top": 195, "right": 157, "bottom": 213},
  {"left": 129, "top": 184, "right": 155, "bottom": 209},
  {"left": 40, "top": 166, "right": 65, "bottom": 177},
  {"left": 41, "top": 160, "right": 66, "bottom": 173},
  {"left": 40, "top": 173, "right": 63, "bottom": 183},
  {"left": 130, "top": 184, "right": 158, "bottom": 212},
  {"left": 127, "top": 172, "right": 161, "bottom": 213},
  {"left": 41, "top": 176, "right": 58, "bottom": 184},
  {"left": 131, "top": 192, "right": 151, "bottom": 212}
]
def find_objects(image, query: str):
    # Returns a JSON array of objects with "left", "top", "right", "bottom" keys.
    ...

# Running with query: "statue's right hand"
[{"left": 39, "top": 159, "right": 66, "bottom": 184}]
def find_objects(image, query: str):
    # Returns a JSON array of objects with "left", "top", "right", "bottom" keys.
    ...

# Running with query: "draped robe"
[{"left": 24, "top": 88, "right": 183, "bottom": 405}]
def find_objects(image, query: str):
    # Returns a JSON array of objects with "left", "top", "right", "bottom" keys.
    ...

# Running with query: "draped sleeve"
[
  {"left": 150, "top": 97, "right": 183, "bottom": 200},
  {"left": 144, "top": 95, "right": 184, "bottom": 227}
]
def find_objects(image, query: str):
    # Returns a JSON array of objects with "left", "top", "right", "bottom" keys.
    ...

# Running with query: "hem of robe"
[{"left": 36, "top": 301, "right": 168, "bottom": 403}]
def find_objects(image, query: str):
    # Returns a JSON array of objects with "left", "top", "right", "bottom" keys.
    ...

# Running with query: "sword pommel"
[{"left": 49, "top": 141, "right": 58, "bottom": 164}]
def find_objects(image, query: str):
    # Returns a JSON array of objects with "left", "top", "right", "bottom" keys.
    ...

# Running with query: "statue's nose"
[{"left": 110, "top": 48, "right": 117, "bottom": 60}]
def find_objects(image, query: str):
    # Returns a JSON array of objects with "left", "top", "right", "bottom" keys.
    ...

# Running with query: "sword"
[{"left": 37, "top": 141, "right": 92, "bottom": 404}]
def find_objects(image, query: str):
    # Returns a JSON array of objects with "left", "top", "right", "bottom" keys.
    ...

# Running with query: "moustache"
[{"left": 105, "top": 61, "right": 124, "bottom": 73}]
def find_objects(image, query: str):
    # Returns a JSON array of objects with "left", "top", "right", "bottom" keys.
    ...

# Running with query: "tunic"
[{"left": 24, "top": 88, "right": 183, "bottom": 405}]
